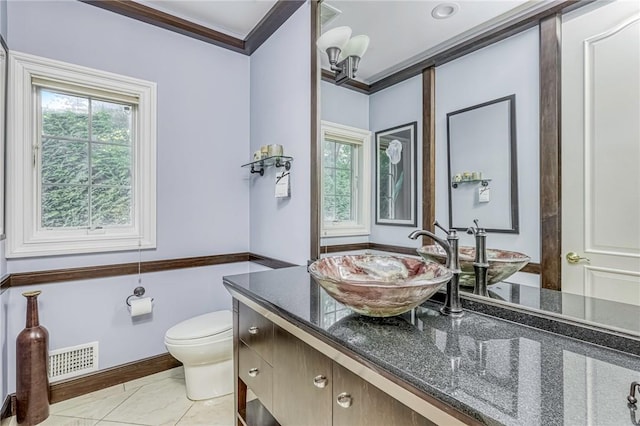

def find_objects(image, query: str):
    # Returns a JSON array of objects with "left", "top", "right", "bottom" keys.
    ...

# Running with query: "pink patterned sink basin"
[
  {"left": 308, "top": 255, "right": 453, "bottom": 317},
  {"left": 416, "top": 245, "right": 530, "bottom": 287}
]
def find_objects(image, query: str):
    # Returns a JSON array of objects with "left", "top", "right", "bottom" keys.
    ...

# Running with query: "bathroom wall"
[
  {"left": 320, "top": 80, "right": 369, "bottom": 130},
  {"left": 1, "top": 0, "right": 257, "bottom": 398},
  {"left": 435, "top": 27, "right": 541, "bottom": 262},
  {"left": 4, "top": 261, "right": 271, "bottom": 395},
  {"left": 6, "top": 0, "right": 251, "bottom": 273},
  {"left": 248, "top": 3, "right": 311, "bottom": 265},
  {"left": 369, "top": 75, "right": 423, "bottom": 247}
]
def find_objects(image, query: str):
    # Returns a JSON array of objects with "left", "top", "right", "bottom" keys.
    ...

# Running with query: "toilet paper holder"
[{"left": 126, "top": 286, "right": 154, "bottom": 306}]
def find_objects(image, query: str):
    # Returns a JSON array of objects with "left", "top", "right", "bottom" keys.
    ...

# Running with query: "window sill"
[{"left": 321, "top": 227, "right": 370, "bottom": 238}]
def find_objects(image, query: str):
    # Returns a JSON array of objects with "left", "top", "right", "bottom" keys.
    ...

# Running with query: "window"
[
  {"left": 321, "top": 121, "right": 371, "bottom": 237},
  {"left": 7, "top": 52, "right": 157, "bottom": 257}
]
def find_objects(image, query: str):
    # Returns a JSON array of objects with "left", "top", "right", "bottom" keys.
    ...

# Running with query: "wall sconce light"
[{"left": 317, "top": 26, "right": 370, "bottom": 85}]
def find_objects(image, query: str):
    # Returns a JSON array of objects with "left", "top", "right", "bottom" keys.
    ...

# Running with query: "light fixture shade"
[
  {"left": 340, "top": 35, "right": 370, "bottom": 59},
  {"left": 316, "top": 26, "right": 352, "bottom": 52},
  {"left": 342, "top": 35, "right": 369, "bottom": 58}
]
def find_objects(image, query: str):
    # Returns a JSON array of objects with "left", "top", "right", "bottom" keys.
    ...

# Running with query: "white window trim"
[
  {"left": 7, "top": 51, "right": 157, "bottom": 258},
  {"left": 321, "top": 120, "right": 371, "bottom": 238}
]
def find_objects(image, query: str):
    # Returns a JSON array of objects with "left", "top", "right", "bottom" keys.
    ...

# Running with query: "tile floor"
[{"left": 2, "top": 367, "right": 237, "bottom": 426}]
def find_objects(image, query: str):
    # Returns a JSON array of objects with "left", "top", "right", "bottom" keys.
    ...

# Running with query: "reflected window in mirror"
[
  {"left": 321, "top": 121, "right": 371, "bottom": 237},
  {"left": 446, "top": 95, "right": 519, "bottom": 233}
]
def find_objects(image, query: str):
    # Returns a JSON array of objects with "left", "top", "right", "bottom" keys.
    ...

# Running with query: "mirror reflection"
[
  {"left": 446, "top": 95, "right": 518, "bottom": 233},
  {"left": 317, "top": 0, "right": 640, "bottom": 336}
]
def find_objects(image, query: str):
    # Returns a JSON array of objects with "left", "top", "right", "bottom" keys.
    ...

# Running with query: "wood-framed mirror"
[{"left": 311, "top": 0, "right": 640, "bottom": 338}]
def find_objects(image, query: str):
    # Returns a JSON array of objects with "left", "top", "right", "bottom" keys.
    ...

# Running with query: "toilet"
[{"left": 164, "top": 310, "right": 233, "bottom": 400}]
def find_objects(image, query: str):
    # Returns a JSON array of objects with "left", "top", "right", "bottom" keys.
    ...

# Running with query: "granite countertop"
[{"left": 223, "top": 266, "right": 640, "bottom": 426}]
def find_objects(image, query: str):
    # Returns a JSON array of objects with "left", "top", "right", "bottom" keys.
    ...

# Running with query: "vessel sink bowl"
[
  {"left": 308, "top": 255, "right": 453, "bottom": 317},
  {"left": 416, "top": 245, "right": 530, "bottom": 287}
]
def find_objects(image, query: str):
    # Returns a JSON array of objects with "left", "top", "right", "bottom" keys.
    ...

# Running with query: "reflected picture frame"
[{"left": 375, "top": 122, "right": 417, "bottom": 227}]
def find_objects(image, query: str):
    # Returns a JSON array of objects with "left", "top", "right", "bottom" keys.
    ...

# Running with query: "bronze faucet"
[{"left": 409, "top": 221, "right": 463, "bottom": 317}]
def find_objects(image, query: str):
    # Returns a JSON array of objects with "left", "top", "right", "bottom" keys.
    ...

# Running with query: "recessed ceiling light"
[{"left": 431, "top": 3, "right": 459, "bottom": 19}]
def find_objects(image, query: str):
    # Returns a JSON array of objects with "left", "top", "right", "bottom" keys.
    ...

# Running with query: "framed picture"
[{"left": 375, "top": 122, "right": 417, "bottom": 226}]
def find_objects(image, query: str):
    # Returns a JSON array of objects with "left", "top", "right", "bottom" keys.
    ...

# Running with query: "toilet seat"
[{"left": 165, "top": 310, "right": 232, "bottom": 346}]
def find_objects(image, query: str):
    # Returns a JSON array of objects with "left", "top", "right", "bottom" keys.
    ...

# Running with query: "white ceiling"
[
  {"left": 135, "top": 1, "right": 552, "bottom": 84},
  {"left": 138, "top": 0, "right": 278, "bottom": 39},
  {"left": 321, "top": 0, "right": 551, "bottom": 84}
]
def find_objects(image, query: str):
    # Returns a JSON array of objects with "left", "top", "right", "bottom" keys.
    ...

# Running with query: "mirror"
[
  {"left": 375, "top": 122, "right": 417, "bottom": 227},
  {"left": 315, "top": 1, "right": 640, "bottom": 337},
  {"left": 447, "top": 95, "right": 518, "bottom": 233}
]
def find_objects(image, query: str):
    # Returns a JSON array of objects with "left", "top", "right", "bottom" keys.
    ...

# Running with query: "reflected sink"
[
  {"left": 308, "top": 255, "right": 453, "bottom": 317},
  {"left": 417, "top": 245, "right": 530, "bottom": 287}
]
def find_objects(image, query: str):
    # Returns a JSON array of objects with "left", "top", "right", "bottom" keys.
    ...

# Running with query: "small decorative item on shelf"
[
  {"left": 267, "top": 144, "right": 283, "bottom": 157},
  {"left": 16, "top": 290, "right": 50, "bottom": 425},
  {"left": 260, "top": 145, "right": 269, "bottom": 158}
]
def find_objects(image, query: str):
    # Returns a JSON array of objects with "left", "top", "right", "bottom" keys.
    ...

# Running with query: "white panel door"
[{"left": 561, "top": 1, "right": 640, "bottom": 306}]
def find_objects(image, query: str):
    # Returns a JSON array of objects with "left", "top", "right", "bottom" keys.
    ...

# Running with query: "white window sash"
[
  {"left": 320, "top": 121, "right": 371, "bottom": 237},
  {"left": 7, "top": 51, "right": 157, "bottom": 258}
]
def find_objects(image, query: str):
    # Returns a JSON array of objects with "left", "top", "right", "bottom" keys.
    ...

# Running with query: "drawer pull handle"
[
  {"left": 313, "top": 375, "right": 328, "bottom": 388},
  {"left": 336, "top": 392, "right": 352, "bottom": 408},
  {"left": 248, "top": 326, "right": 259, "bottom": 335},
  {"left": 248, "top": 368, "right": 259, "bottom": 377}
]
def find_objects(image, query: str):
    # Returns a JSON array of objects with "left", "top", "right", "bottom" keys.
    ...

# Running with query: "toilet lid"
[{"left": 166, "top": 310, "right": 232, "bottom": 341}]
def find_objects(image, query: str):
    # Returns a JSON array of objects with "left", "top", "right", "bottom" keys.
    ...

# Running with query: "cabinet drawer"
[
  {"left": 239, "top": 303, "right": 273, "bottom": 364},
  {"left": 239, "top": 342, "right": 273, "bottom": 412}
]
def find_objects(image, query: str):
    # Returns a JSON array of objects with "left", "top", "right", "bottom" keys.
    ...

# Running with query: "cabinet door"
[
  {"left": 239, "top": 302, "right": 273, "bottom": 364},
  {"left": 273, "top": 326, "right": 333, "bottom": 426},
  {"left": 332, "top": 363, "right": 435, "bottom": 426},
  {"left": 238, "top": 342, "right": 273, "bottom": 413}
]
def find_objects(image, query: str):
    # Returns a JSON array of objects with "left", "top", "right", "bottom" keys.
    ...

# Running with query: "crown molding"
[{"left": 79, "top": 0, "right": 305, "bottom": 56}]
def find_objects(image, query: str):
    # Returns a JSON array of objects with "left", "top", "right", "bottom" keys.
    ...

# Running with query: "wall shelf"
[
  {"left": 451, "top": 178, "right": 491, "bottom": 189},
  {"left": 242, "top": 156, "right": 293, "bottom": 176}
]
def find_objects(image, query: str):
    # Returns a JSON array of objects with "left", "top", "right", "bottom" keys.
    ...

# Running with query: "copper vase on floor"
[{"left": 16, "top": 290, "right": 50, "bottom": 425}]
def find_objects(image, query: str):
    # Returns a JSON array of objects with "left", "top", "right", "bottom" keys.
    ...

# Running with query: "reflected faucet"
[
  {"left": 408, "top": 221, "right": 463, "bottom": 317},
  {"left": 467, "top": 219, "right": 490, "bottom": 297}
]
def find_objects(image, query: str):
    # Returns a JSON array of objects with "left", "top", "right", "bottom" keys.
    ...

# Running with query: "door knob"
[
  {"left": 248, "top": 326, "right": 259, "bottom": 335},
  {"left": 566, "top": 252, "right": 590, "bottom": 264}
]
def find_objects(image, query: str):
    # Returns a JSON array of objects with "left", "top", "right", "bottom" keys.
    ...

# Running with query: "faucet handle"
[
  {"left": 467, "top": 219, "right": 486, "bottom": 236},
  {"left": 433, "top": 220, "right": 449, "bottom": 235}
]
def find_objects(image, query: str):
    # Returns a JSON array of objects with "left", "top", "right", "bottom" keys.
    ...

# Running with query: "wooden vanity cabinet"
[
  {"left": 332, "top": 363, "right": 435, "bottom": 426},
  {"left": 272, "top": 326, "right": 333, "bottom": 426},
  {"left": 235, "top": 301, "right": 434, "bottom": 426}
]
